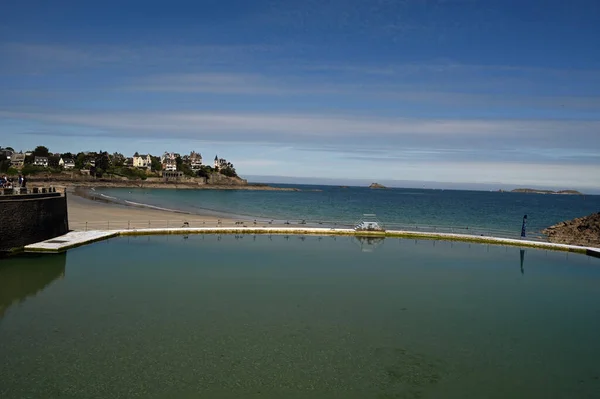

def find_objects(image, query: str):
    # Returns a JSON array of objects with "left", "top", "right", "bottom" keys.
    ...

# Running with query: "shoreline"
[
  {"left": 70, "top": 186, "right": 287, "bottom": 224},
  {"left": 29, "top": 178, "right": 302, "bottom": 191},
  {"left": 67, "top": 186, "right": 241, "bottom": 230}
]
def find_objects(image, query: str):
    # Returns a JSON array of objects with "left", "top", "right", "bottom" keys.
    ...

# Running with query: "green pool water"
[{"left": 1, "top": 235, "right": 599, "bottom": 398}]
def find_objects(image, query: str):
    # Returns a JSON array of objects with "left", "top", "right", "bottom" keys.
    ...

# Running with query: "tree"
[
  {"left": 33, "top": 146, "right": 50, "bottom": 157},
  {"left": 111, "top": 152, "right": 125, "bottom": 167},
  {"left": 181, "top": 162, "right": 194, "bottom": 177},
  {"left": 220, "top": 162, "right": 238, "bottom": 178},
  {"left": 95, "top": 151, "right": 110, "bottom": 174},
  {"left": 61, "top": 152, "right": 74, "bottom": 160},
  {"left": 0, "top": 153, "right": 10, "bottom": 173},
  {"left": 150, "top": 156, "right": 162, "bottom": 172},
  {"left": 175, "top": 156, "right": 183, "bottom": 171},
  {"left": 48, "top": 155, "right": 60, "bottom": 168},
  {"left": 75, "top": 152, "right": 87, "bottom": 169},
  {"left": 196, "top": 165, "right": 213, "bottom": 178}
]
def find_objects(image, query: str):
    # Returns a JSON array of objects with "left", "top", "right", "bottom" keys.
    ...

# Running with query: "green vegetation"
[
  {"left": 0, "top": 154, "right": 10, "bottom": 173},
  {"left": 32, "top": 146, "right": 50, "bottom": 157},
  {"left": 21, "top": 164, "right": 63, "bottom": 175},
  {"left": 4, "top": 145, "right": 241, "bottom": 181},
  {"left": 151, "top": 156, "right": 162, "bottom": 172},
  {"left": 196, "top": 165, "right": 214, "bottom": 178},
  {"left": 108, "top": 167, "right": 148, "bottom": 180},
  {"left": 219, "top": 165, "right": 238, "bottom": 178}
]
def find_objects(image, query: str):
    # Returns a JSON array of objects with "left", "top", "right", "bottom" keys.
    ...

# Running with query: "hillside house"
[
  {"left": 133, "top": 154, "right": 152, "bottom": 169},
  {"left": 161, "top": 152, "right": 179, "bottom": 171},
  {"left": 34, "top": 156, "right": 49, "bottom": 167},
  {"left": 190, "top": 151, "right": 203, "bottom": 171},
  {"left": 214, "top": 155, "right": 228, "bottom": 169},
  {"left": 0, "top": 148, "right": 13, "bottom": 158},
  {"left": 163, "top": 158, "right": 177, "bottom": 171},
  {"left": 10, "top": 153, "right": 25, "bottom": 169},
  {"left": 160, "top": 152, "right": 180, "bottom": 163},
  {"left": 59, "top": 157, "right": 75, "bottom": 169}
]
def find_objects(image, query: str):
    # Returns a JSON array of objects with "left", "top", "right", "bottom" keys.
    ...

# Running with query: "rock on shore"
[
  {"left": 542, "top": 212, "right": 600, "bottom": 247},
  {"left": 369, "top": 183, "right": 387, "bottom": 189}
]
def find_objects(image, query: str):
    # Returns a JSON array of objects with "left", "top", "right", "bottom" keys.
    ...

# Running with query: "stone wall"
[{"left": 0, "top": 192, "right": 69, "bottom": 252}]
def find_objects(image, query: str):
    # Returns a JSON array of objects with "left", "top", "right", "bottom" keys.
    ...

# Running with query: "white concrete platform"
[
  {"left": 23, "top": 227, "right": 600, "bottom": 256},
  {"left": 24, "top": 230, "right": 119, "bottom": 252}
]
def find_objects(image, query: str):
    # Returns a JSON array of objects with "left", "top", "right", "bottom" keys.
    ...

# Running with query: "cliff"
[
  {"left": 542, "top": 213, "right": 600, "bottom": 247},
  {"left": 206, "top": 173, "right": 248, "bottom": 185}
]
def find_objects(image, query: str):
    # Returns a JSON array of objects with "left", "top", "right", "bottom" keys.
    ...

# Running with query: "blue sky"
[{"left": 1, "top": 0, "right": 599, "bottom": 191}]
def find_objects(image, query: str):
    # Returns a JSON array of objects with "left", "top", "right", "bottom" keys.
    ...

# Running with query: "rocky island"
[
  {"left": 511, "top": 188, "right": 583, "bottom": 195},
  {"left": 543, "top": 212, "right": 600, "bottom": 247},
  {"left": 369, "top": 183, "right": 387, "bottom": 189}
]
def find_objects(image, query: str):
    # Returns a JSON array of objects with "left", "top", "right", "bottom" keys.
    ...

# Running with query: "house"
[
  {"left": 133, "top": 154, "right": 152, "bottom": 169},
  {"left": 161, "top": 152, "right": 179, "bottom": 171},
  {"left": 214, "top": 155, "right": 228, "bottom": 169},
  {"left": 163, "top": 158, "right": 177, "bottom": 172},
  {"left": 10, "top": 153, "right": 25, "bottom": 169},
  {"left": 59, "top": 157, "right": 75, "bottom": 169},
  {"left": 0, "top": 148, "right": 13, "bottom": 158},
  {"left": 190, "top": 151, "right": 203, "bottom": 171},
  {"left": 160, "top": 151, "right": 180, "bottom": 163},
  {"left": 34, "top": 156, "right": 49, "bottom": 167},
  {"left": 124, "top": 157, "right": 133, "bottom": 167}
]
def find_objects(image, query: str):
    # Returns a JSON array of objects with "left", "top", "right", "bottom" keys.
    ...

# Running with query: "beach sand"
[{"left": 67, "top": 189, "right": 239, "bottom": 231}]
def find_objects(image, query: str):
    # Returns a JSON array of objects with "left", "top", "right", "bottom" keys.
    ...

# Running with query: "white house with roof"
[
  {"left": 34, "top": 156, "right": 49, "bottom": 167},
  {"left": 133, "top": 154, "right": 152, "bottom": 169},
  {"left": 214, "top": 155, "right": 228, "bottom": 169},
  {"left": 59, "top": 157, "right": 75, "bottom": 169},
  {"left": 190, "top": 151, "right": 203, "bottom": 170},
  {"left": 163, "top": 158, "right": 177, "bottom": 171}
]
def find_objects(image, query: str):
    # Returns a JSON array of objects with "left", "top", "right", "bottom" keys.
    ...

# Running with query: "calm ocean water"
[
  {"left": 1, "top": 235, "right": 599, "bottom": 398},
  {"left": 97, "top": 185, "right": 600, "bottom": 235}
]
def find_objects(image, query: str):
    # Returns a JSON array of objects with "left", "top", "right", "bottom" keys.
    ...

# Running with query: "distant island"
[
  {"left": 508, "top": 188, "right": 583, "bottom": 195},
  {"left": 369, "top": 183, "right": 387, "bottom": 189}
]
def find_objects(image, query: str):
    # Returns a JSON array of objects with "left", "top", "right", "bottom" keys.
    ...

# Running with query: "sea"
[{"left": 95, "top": 184, "right": 600, "bottom": 237}]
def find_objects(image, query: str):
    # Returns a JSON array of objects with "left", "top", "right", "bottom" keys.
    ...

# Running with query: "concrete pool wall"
[{"left": 20, "top": 227, "right": 600, "bottom": 258}]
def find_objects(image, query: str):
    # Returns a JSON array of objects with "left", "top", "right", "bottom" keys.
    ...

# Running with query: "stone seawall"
[{"left": 0, "top": 192, "right": 69, "bottom": 252}]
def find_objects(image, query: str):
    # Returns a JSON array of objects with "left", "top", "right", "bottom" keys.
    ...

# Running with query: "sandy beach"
[{"left": 67, "top": 188, "right": 239, "bottom": 231}]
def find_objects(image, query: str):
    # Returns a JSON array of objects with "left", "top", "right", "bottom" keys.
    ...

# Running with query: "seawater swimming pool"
[{"left": 1, "top": 235, "right": 599, "bottom": 398}]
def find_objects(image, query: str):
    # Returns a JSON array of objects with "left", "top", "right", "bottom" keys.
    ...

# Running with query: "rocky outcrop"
[
  {"left": 206, "top": 173, "right": 248, "bottom": 185},
  {"left": 511, "top": 188, "right": 583, "bottom": 195},
  {"left": 369, "top": 183, "right": 387, "bottom": 189},
  {"left": 542, "top": 213, "right": 600, "bottom": 247}
]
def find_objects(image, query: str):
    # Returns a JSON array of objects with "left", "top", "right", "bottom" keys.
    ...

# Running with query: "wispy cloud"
[
  {"left": 0, "top": 43, "right": 277, "bottom": 73},
  {"left": 2, "top": 110, "right": 599, "bottom": 149}
]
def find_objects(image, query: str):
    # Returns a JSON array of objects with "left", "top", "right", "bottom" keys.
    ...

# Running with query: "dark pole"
[{"left": 521, "top": 214, "right": 527, "bottom": 238}]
